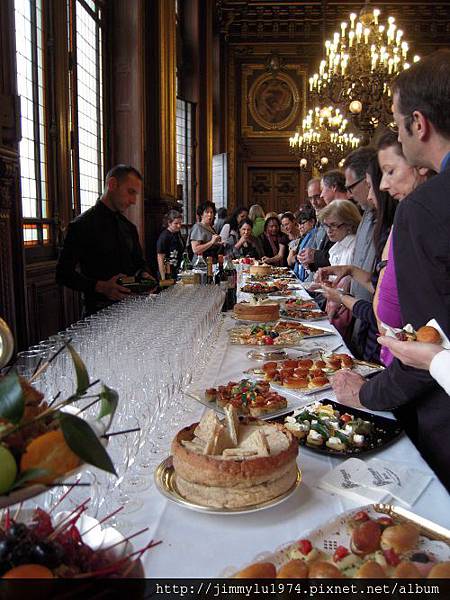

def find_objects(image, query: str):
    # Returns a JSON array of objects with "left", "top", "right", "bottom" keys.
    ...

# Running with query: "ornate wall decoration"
[{"left": 241, "top": 62, "right": 306, "bottom": 138}]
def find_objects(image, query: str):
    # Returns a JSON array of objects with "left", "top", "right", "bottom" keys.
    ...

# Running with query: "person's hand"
[
  {"left": 261, "top": 256, "right": 270, "bottom": 264},
  {"left": 95, "top": 274, "right": 130, "bottom": 301},
  {"left": 320, "top": 284, "right": 343, "bottom": 304},
  {"left": 140, "top": 271, "right": 159, "bottom": 291},
  {"left": 298, "top": 248, "right": 315, "bottom": 266},
  {"left": 211, "top": 234, "right": 222, "bottom": 245},
  {"left": 329, "top": 370, "right": 365, "bottom": 408},
  {"left": 377, "top": 336, "right": 443, "bottom": 370},
  {"left": 316, "top": 265, "right": 352, "bottom": 285}
]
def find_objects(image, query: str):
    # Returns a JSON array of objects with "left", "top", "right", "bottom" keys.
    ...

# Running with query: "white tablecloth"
[{"left": 139, "top": 285, "right": 450, "bottom": 577}]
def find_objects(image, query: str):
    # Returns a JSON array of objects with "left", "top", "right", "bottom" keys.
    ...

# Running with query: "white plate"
[
  {"left": 154, "top": 456, "right": 302, "bottom": 515},
  {"left": 220, "top": 504, "right": 450, "bottom": 577}
]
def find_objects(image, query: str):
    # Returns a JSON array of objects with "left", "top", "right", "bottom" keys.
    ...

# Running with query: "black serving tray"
[{"left": 280, "top": 398, "right": 403, "bottom": 458}]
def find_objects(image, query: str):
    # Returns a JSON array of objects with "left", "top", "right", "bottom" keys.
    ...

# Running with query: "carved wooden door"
[{"left": 247, "top": 168, "right": 299, "bottom": 214}]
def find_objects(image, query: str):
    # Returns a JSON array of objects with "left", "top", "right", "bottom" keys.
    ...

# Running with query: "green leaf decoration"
[
  {"left": 59, "top": 411, "right": 116, "bottom": 475},
  {"left": 67, "top": 344, "right": 90, "bottom": 394},
  {"left": 98, "top": 384, "right": 119, "bottom": 430},
  {"left": 11, "top": 468, "right": 49, "bottom": 490},
  {"left": 0, "top": 371, "right": 25, "bottom": 424}
]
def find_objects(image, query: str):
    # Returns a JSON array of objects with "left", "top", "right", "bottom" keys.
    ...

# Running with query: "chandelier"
[
  {"left": 308, "top": 4, "right": 419, "bottom": 139},
  {"left": 289, "top": 106, "right": 361, "bottom": 171}
]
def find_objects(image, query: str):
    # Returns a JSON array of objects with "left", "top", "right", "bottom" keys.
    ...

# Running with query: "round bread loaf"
[
  {"left": 175, "top": 460, "right": 297, "bottom": 508},
  {"left": 249, "top": 264, "right": 272, "bottom": 276},
  {"left": 172, "top": 421, "right": 298, "bottom": 488},
  {"left": 416, "top": 325, "right": 442, "bottom": 344},
  {"left": 234, "top": 302, "right": 279, "bottom": 322}
]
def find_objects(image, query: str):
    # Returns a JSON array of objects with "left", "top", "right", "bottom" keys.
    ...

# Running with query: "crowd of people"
[{"left": 56, "top": 49, "right": 450, "bottom": 492}]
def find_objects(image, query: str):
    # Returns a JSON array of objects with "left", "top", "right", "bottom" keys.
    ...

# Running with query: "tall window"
[
  {"left": 14, "top": 0, "right": 50, "bottom": 247},
  {"left": 69, "top": 0, "right": 104, "bottom": 213},
  {"left": 176, "top": 98, "right": 194, "bottom": 223}
]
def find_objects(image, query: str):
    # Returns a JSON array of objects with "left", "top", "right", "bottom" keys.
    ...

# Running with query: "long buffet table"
[{"left": 141, "top": 281, "right": 449, "bottom": 578}]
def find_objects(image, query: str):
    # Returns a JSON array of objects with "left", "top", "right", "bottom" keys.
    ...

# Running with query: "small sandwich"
[
  {"left": 277, "top": 560, "right": 309, "bottom": 579},
  {"left": 380, "top": 523, "right": 420, "bottom": 554},
  {"left": 354, "top": 561, "right": 386, "bottom": 578},
  {"left": 308, "top": 561, "right": 343, "bottom": 579},
  {"left": 223, "top": 404, "right": 240, "bottom": 446},
  {"left": 416, "top": 325, "right": 442, "bottom": 344},
  {"left": 193, "top": 410, "right": 221, "bottom": 442},
  {"left": 241, "top": 429, "right": 270, "bottom": 457}
]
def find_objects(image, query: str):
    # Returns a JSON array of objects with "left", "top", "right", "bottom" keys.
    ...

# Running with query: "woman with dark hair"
[
  {"left": 219, "top": 205, "right": 249, "bottom": 252},
  {"left": 231, "top": 218, "right": 263, "bottom": 259},
  {"left": 315, "top": 157, "right": 398, "bottom": 362},
  {"left": 189, "top": 201, "right": 223, "bottom": 261},
  {"left": 258, "top": 216, "right": 289, "bottom": 266},
  {"left": 156, "top": 209, "right": 185, "bottom": 280}
]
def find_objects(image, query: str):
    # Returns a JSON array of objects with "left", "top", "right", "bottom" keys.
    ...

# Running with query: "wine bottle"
[
  {"left": 206, "top": 256, "right": 214, "bottom": 284},
  {"left": 180, "top": 250, "right": 192, "bottom": 272},
  {"left": 223, "top": 254, "right": 237, "bottom": 309}
]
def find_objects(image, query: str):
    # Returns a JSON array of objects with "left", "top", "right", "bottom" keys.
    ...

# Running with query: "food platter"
[
  {"left": 184, "top": 385, "right": 296, "bottom": 420},
  {"left": 245, "top": 354, "right": 384, "bottom": 397},
  {"left": 283, "top": 399, "right": 403, "bottom": 457},
  {"left": 221, "top": 504, "right": 450, "bottom": 577},
  {"left": 228, "top": 322, "right": 335, "bottom": 347},
  {"left": 154, "top": 456, "right": 302, "bottom": 515}
]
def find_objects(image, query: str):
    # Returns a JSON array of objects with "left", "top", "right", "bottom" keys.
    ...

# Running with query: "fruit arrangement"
[
  {"left": 0, "top": 345, "right": 117, "bottom": 502},
  {"left": 0, "top": 505, "right": 160, "bottom": 578}
]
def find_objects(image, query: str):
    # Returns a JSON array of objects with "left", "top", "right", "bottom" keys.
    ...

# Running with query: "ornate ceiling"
[{"left": 216, "top": 1, "right": 450, "bottom": 55}]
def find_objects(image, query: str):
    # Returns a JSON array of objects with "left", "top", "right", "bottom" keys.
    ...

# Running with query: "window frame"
[
  {"left": 176, "top": 97, "right": 196, "bottom": 225},
  {"left": 68, "top": 0, "right": 107, "bottom": 216}
]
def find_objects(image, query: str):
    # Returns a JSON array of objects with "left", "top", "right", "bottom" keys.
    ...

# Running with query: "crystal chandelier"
[
  {"left": 289, "top": 106, "right": 360, "bottom": 171},
  {"left": 308, "top": 4, "right": 420, "bottom": 139}
]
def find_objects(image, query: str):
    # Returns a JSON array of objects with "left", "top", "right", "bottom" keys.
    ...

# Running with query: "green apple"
[{"left": 0, "top": 445, "right": 17, "bottom": 494}]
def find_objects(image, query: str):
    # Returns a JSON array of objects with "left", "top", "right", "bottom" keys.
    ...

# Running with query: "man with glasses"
[
  {"left": 297, "top": 178, "right": 333, "bottom": 279},
  {"left": 332, "top": 49, "right": 450, "bottom": 493},
  {"left": 343, "top": 147, "right": 377, "bottom": 304}
]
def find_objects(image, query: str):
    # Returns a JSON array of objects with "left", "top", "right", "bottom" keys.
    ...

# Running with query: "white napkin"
[{"left": 317, "top": 457, "right": 433, "bottom": 507}]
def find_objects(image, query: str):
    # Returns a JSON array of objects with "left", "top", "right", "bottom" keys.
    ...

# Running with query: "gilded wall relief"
[{"left": 241, "top": 62, "right": 306, "bottom": 138}]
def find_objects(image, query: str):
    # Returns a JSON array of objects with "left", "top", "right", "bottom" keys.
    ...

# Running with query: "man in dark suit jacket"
[{"left": 330, "top": 49, "right": 450, "bottom": 492}]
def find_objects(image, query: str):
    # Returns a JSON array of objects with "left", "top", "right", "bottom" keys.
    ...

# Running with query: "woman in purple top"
[{"left": 374, "top": 130, "right": 432, "bottom": 365}]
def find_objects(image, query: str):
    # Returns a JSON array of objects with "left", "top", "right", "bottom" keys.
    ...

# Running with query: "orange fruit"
[
  {"left": 20, "top": 430, "right": 80, "bottom": 484},
  {"left": 3, "top": 564, "right": 54, "bottom": 578}
]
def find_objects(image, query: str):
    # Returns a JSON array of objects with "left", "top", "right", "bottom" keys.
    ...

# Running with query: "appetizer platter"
[
  {"left": 245, "top": 353, "right": 383, "bottom": 395},
  {"left": 155, "top": 407, "right": 301, "bottom": 512},
  {"left": 240, "top": 282, "right": 288, "bottom": 295},
  {"left": 228, "top": 322, "right": 334, "bottom": 347},
  {"left": 185, "top": 378, "right": 294, "bottom": 420},
  {"left": 226, "top": 505, "right": 450, "bottom": 578},
  {"left": 283, "top": 400, "right": 402, "bottom": 456}
]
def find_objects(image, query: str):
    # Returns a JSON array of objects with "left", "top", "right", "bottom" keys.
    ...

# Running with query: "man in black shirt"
[{"left": 56, "top": 164, "right": 156, "bottom": 314}]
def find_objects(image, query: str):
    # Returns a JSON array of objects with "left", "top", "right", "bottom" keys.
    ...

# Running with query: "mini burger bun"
[
  {"left": 380, "top": 523, "right": 420, "bottom": 554},
  {"left": 234, "top": 562, "right": 276, "bottom": 578},
  {"left": 428, "top": 562, "right": 450, "bottom": 578},
  {"left": 355, "top": 561, "right": 386, "bottom": 578},
  {"left": 416, "top": 325, "right": 442, "bottom": 344},
  {"left": 393, "top": 561, "right": 422, "bottom": 578},
  {"left": 308, "top": 561, "right": 343, "bottom": 578},
  {"left": 277, "top": 560, "right": 309, "bottom": 578}
]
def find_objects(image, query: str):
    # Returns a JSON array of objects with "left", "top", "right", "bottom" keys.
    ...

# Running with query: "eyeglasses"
[
  {"left": 323, "top": 222, "right": 346, "bottom": 231},
  {"left": 345, "top": 176, "right": 366, "bottom": 193}
]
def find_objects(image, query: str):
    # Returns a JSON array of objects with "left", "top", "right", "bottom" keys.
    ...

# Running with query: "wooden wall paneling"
[
  {"left": 110, "top": 0, "right": 145, "bottom": 245},
  {"left": 198, "top": 0, "right": 214, "bottom": 203},
  {"left": 0, "top": 0, "right": 28, "bottom": 350},
  {"left": 143, "top": 0, "right": 178, "bottom": 274}
]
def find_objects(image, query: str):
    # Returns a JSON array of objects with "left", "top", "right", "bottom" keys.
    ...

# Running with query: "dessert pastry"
[
  {"left": 276, "top": 559, "right": 309, "bottom": 578},
  {"left": 249, "top": 264, "right": 273, "bottom": 276},
  {"left": 171, "top": 407, "right": 298, "bottom": 509},
  {"left": 380, "top": 523, "right": 420, "bottom": 554}
]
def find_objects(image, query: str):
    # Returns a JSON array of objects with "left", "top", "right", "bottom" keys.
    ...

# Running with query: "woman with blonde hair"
[
  {"left": 248, "top": 204, "right": 265, "bottom": 237},
  {"left": 317, "top": 200, "right": 361, "bottom": 266}
]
